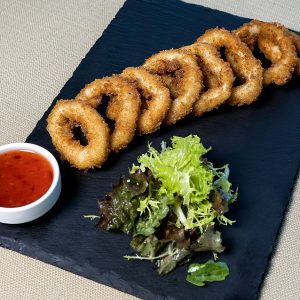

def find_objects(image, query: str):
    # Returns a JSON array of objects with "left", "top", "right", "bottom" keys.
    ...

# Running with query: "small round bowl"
[{"left": 0, "top": 143, "right": 61, "bottom": 224}]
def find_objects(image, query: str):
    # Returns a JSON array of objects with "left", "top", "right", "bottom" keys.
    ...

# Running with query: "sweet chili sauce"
[{"left": 0, "top": 150, "right": 53, "bottom": 208}]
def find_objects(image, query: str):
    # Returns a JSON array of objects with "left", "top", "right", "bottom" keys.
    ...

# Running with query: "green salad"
[{"left": 88, "top": 135, "right": 237, "bottom": 284}]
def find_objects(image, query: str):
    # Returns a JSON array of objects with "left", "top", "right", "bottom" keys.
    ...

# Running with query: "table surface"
[{"left": 0, "top": 0, "right": 299, "bottom": 299}]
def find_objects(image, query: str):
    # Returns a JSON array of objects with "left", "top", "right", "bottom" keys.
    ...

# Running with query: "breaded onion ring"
[
  {"left": 181, "top": 43, "right": 234, "bottom": 116},
  {"left": 196, "top": 28, "right": 263, "bottom": 106},
  {"left": 120, "top": 67, "right": 171, "bottom": 134},
  {"left": 143, "top": 49, "right": 203, "bottom": 125},
  {"left": 47, "top": 100, "right": 110, "bottom": 170},
  {"left": 75, "top": 76, "right": 141, "bottom": 152},
  {"left": 234, "top": 20, "right": 297, "bottom": 85}
]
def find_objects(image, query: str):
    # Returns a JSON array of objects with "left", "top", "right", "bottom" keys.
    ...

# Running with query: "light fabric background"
[{"left": 0, "top": 0, "right": 299, "bottom": 299}]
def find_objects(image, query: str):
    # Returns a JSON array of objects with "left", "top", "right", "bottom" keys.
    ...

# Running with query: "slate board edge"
[
  {"left": 257, "top": 163, "right": 300, "bottom": 299},
  {"left": 0, "top": 238, "right": 164, "bottom": 300}
]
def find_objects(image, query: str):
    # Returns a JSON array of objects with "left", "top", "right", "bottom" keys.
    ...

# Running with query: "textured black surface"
[{"left": 1, "top": 0, "right": 300, "bottom": 299}]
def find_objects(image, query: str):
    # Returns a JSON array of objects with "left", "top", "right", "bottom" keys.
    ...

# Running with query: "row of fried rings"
[{"left": 47, "top": 20, "right": 300, "bottom": 170}]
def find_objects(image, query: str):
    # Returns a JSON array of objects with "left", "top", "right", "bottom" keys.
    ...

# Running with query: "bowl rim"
[{"left": 0, "top": 142, "right": 60, "bottom": 212}]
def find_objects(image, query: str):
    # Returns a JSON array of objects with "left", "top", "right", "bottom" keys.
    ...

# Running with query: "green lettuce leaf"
[
  {"left": 135, "top": 182, "right": 170, "bottom": 236},
  {"left": 190, "top": 226, "right": 225, "bottom": 253},
  {"left": 97, "top": 170, "right": 149, "bottom": 234},
  {"left": 130, "top": 235, "right": 166, "bottom": 258},
  {"left": 156, "top": 244, "right": 191, "bottom": 275},
  {"left": 127, "top": 236, "right": 191, "bottom": 275},
  {"left": 186, "top": 260, "right": 229, "bottom": 286}
]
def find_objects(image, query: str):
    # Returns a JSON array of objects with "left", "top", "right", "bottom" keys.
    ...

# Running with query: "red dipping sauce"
[{"left": 0, "top": 150, "right": 53, "bottom": 208}]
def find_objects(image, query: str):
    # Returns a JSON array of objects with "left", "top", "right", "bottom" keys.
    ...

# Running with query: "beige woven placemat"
[{"left": 0, "top": 0, "right": 299, "bottom": 299}]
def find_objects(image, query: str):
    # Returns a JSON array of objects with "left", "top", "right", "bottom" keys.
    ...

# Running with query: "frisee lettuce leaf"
[
  {"left": 135, "top": 181, "right": 170, "bottom": 236},
  {"left": 132, "top": 135, "right": 235, "bottom": 232},
  {"left": 186, "top": 260, "right": 229, "bottom": 286}
]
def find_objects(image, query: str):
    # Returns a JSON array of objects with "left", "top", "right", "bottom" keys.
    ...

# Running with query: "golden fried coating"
[
  {"left": 121, "top": 67, "right": 171, "bottom": 134},
  {"left": 278, "top": 30, "right": 300, "bottom": 76},
  {"left": 181, "top": 43, "right": 234, "bottom": 116},
  {"left": 159, "top": 74, "right": 179, "bottom": 99},
  {"left": 288, "top": 31, "right": 300, "bottom": 75},
  {"left": 234, "top": 20, "right": 297, "bottom": 85},
  {"left": 197, "top": 28, "right": 263, "bottom": 106},
  {"left": 46, "top": 100, "right": 110, "bottom": 170},
  {"left": 143, "top": 49, "right": 203, "bottom": 124},
  {"left": 75, "top": 76, "right": 141, "bottom": 152}
]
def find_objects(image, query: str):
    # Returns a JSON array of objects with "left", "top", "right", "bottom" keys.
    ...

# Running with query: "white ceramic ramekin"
[{"left": 0, "top": 143, "right": 61, "bottom": 224}]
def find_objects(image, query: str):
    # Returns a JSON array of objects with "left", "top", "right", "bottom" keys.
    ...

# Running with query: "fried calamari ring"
[
  {"left": 181, "top": 43, "right": 234, "bottom": 116},
  {"left": 143, "top": 49, "right": 203, "bottom": 125},
  {"left": 120, "top": 67, "right": 171, "bottom": 134},
  {"left": 75, "top": 76, "right": 141, "bottom": 152},
  {"left": 288, "top": 31, "right": 300, "bottom": 75},
  {"left": 47, "top": 100, "right": 110, "bottom": 170},
  {"left": 234, "top": 20, "right": 297, "bottom": 85},
  {"left": 260, "top": 30, "right": 300, "bottom": 76},
  {"left": 196, "top": 28, "right": 263, "bottom": 106}
]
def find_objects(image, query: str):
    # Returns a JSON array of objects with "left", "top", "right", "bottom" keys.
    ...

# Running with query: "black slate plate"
[{"left": 1, "top": 0, "right": 300, "bottom": 299}]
